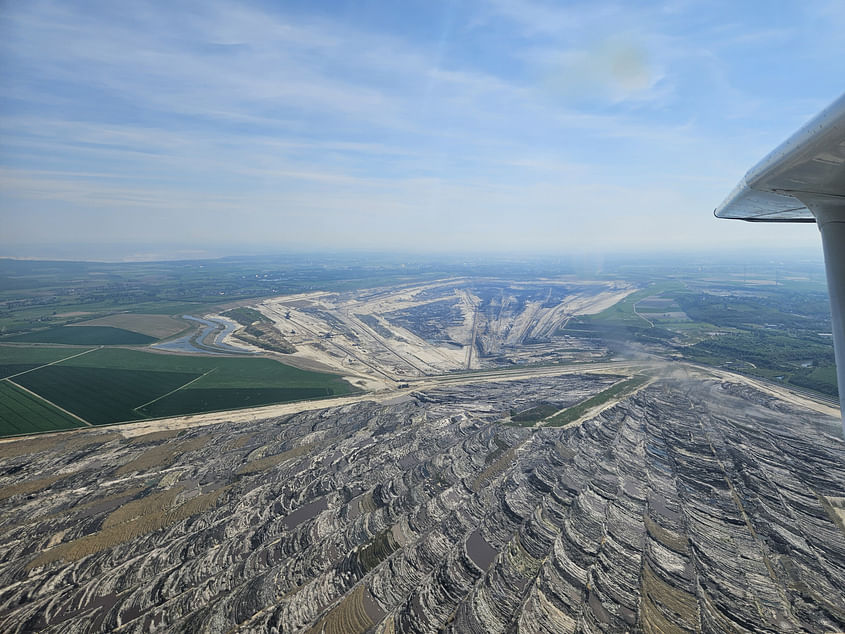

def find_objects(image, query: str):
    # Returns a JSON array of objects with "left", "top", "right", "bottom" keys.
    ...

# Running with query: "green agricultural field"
[
  {"left": 11, "top": 366, "right": 202, "bottom": 425},
  {"left": 562, "top": 283, "right": 686, "bottom": 346},
  {"left": 5, "top": 326, "right": 156, "bottom": 345},
  {"left": 0, "top": 345, "right": 93, "bottom": 379},
  {"left": 635, "top": 297, "right": 678, "bottom": 312},
  {"left": 583, "top": 282, "right": 684, "bottom": 325},
  {"left": 62, "top": 348, "right": 356, "bottom": 391},
  {"left": 71, "top": 313, "right": 189, "bottom": 338},
  {"left": 1, "top": 347, "right": 358, "bottom": 434},
  {"left": 140, "top": 387, "right": 333, "bottom": 417},
  {"left": 0, "top": 381, "right": 84, "bottom": 436}
]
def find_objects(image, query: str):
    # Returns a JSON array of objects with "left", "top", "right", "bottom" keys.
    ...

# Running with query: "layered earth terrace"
[{"left": 0, "top": 370, "right": 844, "bottom": 633}]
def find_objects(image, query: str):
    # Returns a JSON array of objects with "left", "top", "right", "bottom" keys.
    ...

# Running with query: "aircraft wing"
[
  {"left": 715, "top": 91, "right": 845, "bottom": 429},
  {"left": 714, "top": 93, "right": 845, "bottom": 222}
]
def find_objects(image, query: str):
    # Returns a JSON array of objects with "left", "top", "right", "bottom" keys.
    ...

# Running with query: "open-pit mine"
[
  {"left": 255, "top": 278, "right": 631, "bottom": 389},
  {"left": 1, "top": 278, "right": 844, "bottom": 633}
]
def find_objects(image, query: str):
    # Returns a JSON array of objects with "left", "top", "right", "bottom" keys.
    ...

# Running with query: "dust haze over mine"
[{"left": 1, "top": 257, "right": 844, "bottom": 633}]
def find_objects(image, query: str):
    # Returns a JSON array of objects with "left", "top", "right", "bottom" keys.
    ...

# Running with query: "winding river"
[{"left": 151, "top": 315, "right": 257, "bottom": 355}]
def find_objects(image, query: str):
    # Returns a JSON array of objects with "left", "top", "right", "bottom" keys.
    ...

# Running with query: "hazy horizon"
[{"left": 0, "top": 242, "right": 828, "bottom": 268}]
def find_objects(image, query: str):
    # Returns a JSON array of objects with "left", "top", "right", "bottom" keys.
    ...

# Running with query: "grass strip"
[
  {"left": 544, "top": 376, "right": 650, "bottom": 427},
  {"left": 0, "top": 381, "right": 86, "bottom": 436}
]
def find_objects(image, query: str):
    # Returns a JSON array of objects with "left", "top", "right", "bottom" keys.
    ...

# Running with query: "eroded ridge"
[{"left": 0, "top": 376, "right": 843, "bottom": 633}]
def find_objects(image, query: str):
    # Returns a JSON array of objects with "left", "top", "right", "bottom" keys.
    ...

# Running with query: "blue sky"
[{"left": 1, "top": 0, "right": 843, "bottom": 259}]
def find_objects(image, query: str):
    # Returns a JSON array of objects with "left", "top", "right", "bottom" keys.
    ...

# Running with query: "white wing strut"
[{"left": 715, "top": 92, "right": 845, "bottom": 429}]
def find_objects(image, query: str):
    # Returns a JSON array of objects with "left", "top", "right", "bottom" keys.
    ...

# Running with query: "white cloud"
[{"left": 0, "top": 0, "right": 836, "bottom": 255}]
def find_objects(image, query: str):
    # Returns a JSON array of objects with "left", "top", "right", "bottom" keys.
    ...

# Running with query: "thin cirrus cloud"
[{"left": 0, "top": 0, "right": 840, "bottom": 258}]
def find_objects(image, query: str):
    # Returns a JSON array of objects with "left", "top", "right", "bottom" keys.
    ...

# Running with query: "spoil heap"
[{"left": 0, "top": 376, "right": 843, "bottom": 632}]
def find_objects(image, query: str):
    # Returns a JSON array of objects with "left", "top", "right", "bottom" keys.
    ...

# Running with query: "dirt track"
[{"left": 16, "top": 360, "right": 837, "bottom": 440}]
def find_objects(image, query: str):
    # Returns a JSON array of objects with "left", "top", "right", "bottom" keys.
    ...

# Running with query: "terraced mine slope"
[{"left": 0, "top": 375, "right": 844, "bottom": 632}]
